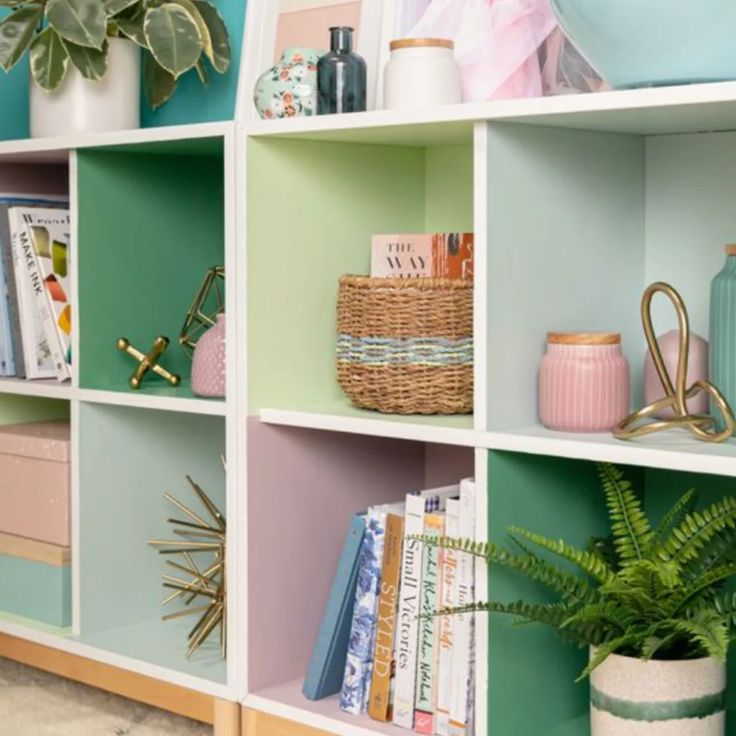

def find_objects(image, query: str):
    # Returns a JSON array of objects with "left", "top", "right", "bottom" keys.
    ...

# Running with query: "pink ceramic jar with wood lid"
[{"left": 539, "top": 332, "right": 630, "bottom": 432}]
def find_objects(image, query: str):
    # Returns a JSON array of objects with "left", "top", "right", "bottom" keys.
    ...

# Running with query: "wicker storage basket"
[{"left": 336, "top": 275, "right": 473, "bottom": 414}]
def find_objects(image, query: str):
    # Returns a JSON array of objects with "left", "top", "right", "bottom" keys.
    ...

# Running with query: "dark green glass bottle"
[{"left": 317, "top": 27, "right": 367, "bottom": 114}]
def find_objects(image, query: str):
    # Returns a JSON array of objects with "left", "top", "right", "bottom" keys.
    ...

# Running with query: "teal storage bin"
[
  {"left": 0, "top": 552, "right": 71, "bottom": 627},
  {"left": 709, "top": 246, "right": 736, "bottom": 434},
  {"left": 550, "top": 0, "right": 736, "bottom": 89}
]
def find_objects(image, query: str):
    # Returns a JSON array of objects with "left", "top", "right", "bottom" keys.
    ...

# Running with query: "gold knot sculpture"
[
  {"left": 614, "top": 282, "right": 735, "bottom": 442},
  {"left": 116, "top": 336, "right": 181, "bottom": 390}
]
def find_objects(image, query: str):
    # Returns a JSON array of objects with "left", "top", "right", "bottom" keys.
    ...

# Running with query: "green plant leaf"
[
  {"left": 115, "top": 13, "right": 146, "bottom": 47},
  {"left": 598, "top": 463, "right": 653, "bottom": 564},
  {"left": 144, "top": 3, "right": 201, "bottom": 78},
  {"left": 64, "top": 37, "right": 107, "bottom": 79},
  {"left": 192, "top": 0, "right": 228, "bottom": 73},
  {"left": 103, "top": 0, "right": 137, "bottom": 17},
  {"left": 674, "top": 609, "right": 729, "bottom": 662},
  {"left": 144, "top": 49, "right": 176, "bottom": 108},
  {"left": 0, "top": 5, "right": 43, "bottom": 72},
  {"left": 30, "top": 26, "right": 69, "bottom": 92},
  {"left": 47, "top": 0, "right": 106, "bottom": 49}
]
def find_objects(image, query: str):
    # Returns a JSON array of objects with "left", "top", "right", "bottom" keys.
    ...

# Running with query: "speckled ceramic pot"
[
  {"left": 254, "top": 47, "right": 321, "bottom": 119},
  {"left": 191, "top": 314, "right": 225, "bottom": 398},
  {"left": 590, "top": 650, "right": 726, "bottom": 736}
]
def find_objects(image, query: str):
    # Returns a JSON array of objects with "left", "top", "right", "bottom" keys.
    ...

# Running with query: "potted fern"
[
  {"left": 423, "top": 464, "right": 736, "bottom": 736},
  {"left": 0, "top": 0, "right": 231, "bottom": 138}
]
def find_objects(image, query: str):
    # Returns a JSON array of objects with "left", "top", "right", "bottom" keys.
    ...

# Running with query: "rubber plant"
[
  {"left": 418, "top": 463, "right": 736, "bottom": 679},
  {"left": 0, "top": 0, "right": 231, "bottom": 109}
]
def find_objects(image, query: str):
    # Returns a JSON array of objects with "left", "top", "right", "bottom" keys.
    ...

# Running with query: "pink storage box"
[{"left": 0, "top": 420, "right": 70, "bottom": 546}]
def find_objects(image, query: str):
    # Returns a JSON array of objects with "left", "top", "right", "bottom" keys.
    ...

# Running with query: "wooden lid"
[
  {"left": 390, "top": 38, "right": 454, "bottom": 51},
  {"left": 725, "top": 244, "right": 736, "bottom": 256},
  {"left": 548, "top": 332, "right": 621, "bottom": 346}
]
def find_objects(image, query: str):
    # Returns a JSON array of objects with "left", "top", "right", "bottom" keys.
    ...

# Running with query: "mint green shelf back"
[
  {"left": 0, "top": 0, "right": 246, "bottom": 140},
  {"left": 77, "top": 140, "right": 224, "bottom": 393},
  {"left": 0, "top": 396, "right": 68, "bottom": 425}
]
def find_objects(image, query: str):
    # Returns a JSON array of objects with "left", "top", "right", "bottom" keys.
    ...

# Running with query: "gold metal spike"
[{"left": 149, "top": 476, "right": 226, "bottom": 659}]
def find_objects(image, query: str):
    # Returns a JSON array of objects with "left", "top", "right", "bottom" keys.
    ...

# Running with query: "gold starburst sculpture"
[
  {"left": 179, "top": 266, "right": 225, "bottom": 355},
  {"left": 149, "top": 475, "right": 226, "bottom": 659}
]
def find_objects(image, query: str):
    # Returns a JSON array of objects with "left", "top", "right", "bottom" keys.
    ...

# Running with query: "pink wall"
[{"left": 274, "top": 2, "right": 363, "bottom": 60}]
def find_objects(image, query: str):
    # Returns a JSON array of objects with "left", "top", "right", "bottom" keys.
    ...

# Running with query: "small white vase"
[
  {"left": 30, "top": 37, "right": 140, "bottom": 138},
  {"left": 590, "top": 650, "right": 726, "bottom": 736}
]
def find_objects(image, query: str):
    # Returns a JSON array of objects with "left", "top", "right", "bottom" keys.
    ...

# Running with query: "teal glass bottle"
[
  {"left": 709, "top": 245, "right": 736, "bottom": 432},
  {"left": 317, "top": 27, "right": 367, "bottom": 115}
]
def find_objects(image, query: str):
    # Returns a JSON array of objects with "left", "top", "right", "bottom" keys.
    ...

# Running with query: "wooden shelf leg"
[{"left": 214, "top": 698, "right": 241, "bottom": 736}]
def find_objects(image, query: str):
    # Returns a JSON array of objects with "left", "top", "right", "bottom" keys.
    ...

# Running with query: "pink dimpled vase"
[
  {"left": 539, "top": 332, "right": 630, "bottom": 432},
  {"left": 191, "top": 313, "right": 226, "bottom": 398}
]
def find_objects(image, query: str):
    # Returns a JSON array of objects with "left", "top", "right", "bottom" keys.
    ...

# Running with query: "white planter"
[
  {"left": 30, "top": 37, "right": 140, "bottom": 138},
  {"left": 590, "top": 650, "right": 726, "bottom": 736}
]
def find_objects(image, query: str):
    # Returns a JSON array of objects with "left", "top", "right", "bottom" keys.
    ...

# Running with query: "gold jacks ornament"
[
  {"left": 180, "top": 266, "right": 225, "bottom": 355},
  {"left": 116, "top": 336, "right": 181, "bottom": 390},
  {"left": 614, "top": 282, "right": 736, "bottom": 442},
  {"left": 149, "top": 475, "right": 226, "bottom": 659}
]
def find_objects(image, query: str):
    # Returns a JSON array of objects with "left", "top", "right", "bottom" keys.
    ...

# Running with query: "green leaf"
[
  {"left": 47, "top": 0, "right": 106, "bottom": 49},
  {"left": 103, "top": 0, "right": 137, "bottom": 17},
  {"left": 144, "top": 3, "right": 201, "bottom": 78},
  {"left": 651, "top": 488, "right": 695, "bottom": 550},
  {"left": 192, "top": 0, "right": 228, "bottom": 73},
  {"left": 0, "top": 5, "right": 43, "bottom": 72},
  {"left": 581, "top": 635, "right": 641, "bottom": 680},
  {"left": 598, "top": 463, "right": 653, "bottom": 565},
  {"left": 144, "top": 49, "right": 176, "bottom": 108},
  {"left": 115, "top": 13, "right": 146, "bottom": 47},
  {"left": 30, "top": 26, "right": 69, "bottom": 92},
  {"left": 63, "top": 37, "right": 107, "bottom": 79},
  {"left": 509, "top": 527, "right": 616, "bottom": 585},
  {"left": 674, "top": 609, "right": 729, "bottom": 662}
]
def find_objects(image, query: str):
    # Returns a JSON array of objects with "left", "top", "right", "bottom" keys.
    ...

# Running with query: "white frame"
[{"left": 236, "top": 0, "right": 392, "bottom": 120}]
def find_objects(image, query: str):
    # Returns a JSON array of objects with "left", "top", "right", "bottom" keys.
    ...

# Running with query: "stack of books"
[
  {"left": 0, "top": 195, "right": 72, "bottom": 382},
  {"left": 304, "top": 479, "right": 477, "bottom": 735}
]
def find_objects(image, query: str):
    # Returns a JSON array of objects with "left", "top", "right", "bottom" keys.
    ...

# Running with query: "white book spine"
[
  {"left": 449, "top": 479, "right": 476, "bottom": 736},
  {"left": 8, "top": 209, "right": 54, "bottom": 380},
  {"left": 19, "top": 211, "right": 70, "bottom": 381},
  {"left": 435, "top": 499, "right": 460, "bottom": 736},
  {"left": 392, "top": 493, "right": 426, "bottom": 729}
]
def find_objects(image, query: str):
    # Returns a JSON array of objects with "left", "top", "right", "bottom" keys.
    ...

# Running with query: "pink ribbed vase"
[
  {"left": 191, "top": 313, "right": 226, "bottom": 398},
  {"left": 539, "top": 332, "right": 630, "bottom": 432}
]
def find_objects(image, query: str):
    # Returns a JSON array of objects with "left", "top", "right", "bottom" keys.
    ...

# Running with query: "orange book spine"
[{"left": 368, "top": 513, "right": 405, "bottom": 721}]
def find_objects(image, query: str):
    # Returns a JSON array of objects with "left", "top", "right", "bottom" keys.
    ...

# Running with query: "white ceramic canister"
[
  {"left": 383, "top": 38, "right": 462, "bottom": 111},
  {"left": 30, "top": 37, "right": 140, "bottom": 138}
]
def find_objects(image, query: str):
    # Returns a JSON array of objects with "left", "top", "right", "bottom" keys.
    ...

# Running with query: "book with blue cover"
[{"left": 303, "top": 512, "right": 366, "bottom": 701}]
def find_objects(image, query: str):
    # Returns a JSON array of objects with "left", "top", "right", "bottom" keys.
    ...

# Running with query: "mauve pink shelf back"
[{"left": 0, "top": 420, "right": 71, "bottom": 547}]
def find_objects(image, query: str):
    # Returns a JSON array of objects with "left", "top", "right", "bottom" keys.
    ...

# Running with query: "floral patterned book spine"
[
  {"left": 368, "top": 512, "right": 404, "bottom": 722},
  {"left": 414, "top": 512, "right": 445, "bottom": 734},
  {"left": 340, "top": 509, "right": 388, "bottom": 715}
]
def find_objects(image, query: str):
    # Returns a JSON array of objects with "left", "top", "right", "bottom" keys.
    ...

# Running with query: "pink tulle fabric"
[{"left": 407, "top": 0, "right": 573, "bottom": 101}]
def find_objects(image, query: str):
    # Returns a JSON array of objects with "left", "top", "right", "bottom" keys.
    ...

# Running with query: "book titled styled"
[
  {"left": 368, "top": 512, "right": 404, "bottom": 722},
  {"left": 20, "top": 208, "right": 71, "bottom": 381},
  {"left": 414, "top": 512, "right": 445, "bottom": 734},
  {"left": 303, "top": 513, "right": 366, "bottom": 701},
  {"left": 371, "top": 233, "right": 474, "bottom": 280}
]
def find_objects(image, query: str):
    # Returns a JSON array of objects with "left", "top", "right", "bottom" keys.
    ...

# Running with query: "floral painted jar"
[
  {"left": 539, "top": 333, "right": 630, "bottom": 432},
  {"left": 254, "top": 47, "right": 321, "bottom": 119}
]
